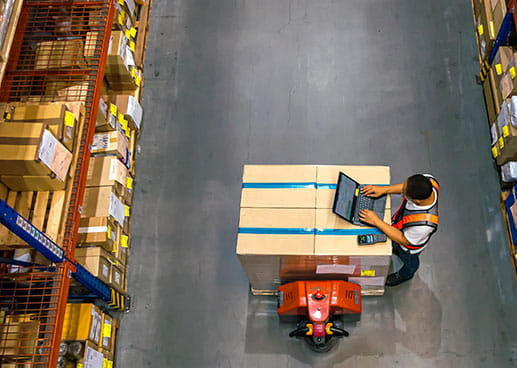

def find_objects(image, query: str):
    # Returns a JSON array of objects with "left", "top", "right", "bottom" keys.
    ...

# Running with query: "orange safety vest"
[{"left": 391, "top": 175, "right": 440, "bottom": 250}]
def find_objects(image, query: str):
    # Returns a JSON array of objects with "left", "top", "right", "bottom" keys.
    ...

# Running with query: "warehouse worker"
[{"left": 358, "top": 174, "right": 440, "bottom": 287}]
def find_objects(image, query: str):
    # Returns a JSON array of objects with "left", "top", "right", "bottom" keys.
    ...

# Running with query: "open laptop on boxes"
[{"left": 332, "top": 172, "right": 387, "bottom": 226}]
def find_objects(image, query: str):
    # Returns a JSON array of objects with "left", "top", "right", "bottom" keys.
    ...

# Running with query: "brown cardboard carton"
[
  {"left": 34, "top": 39, "right": 85, "bottom": 70},
  {"left": 491, "top": 0, "right": 506, "bottom": 37},
  {"left": 91, "top": 130, "right": 129, "bottom": 159},
  {"left": 75, "top": 247, "right": 112, "bottom": 284},
  {"left": 237, "top": 208, "right": 315, "bottom": 255},
  {"left": 0, "top": 180, "right": 7, "bottom": 200},
  {"left": 123, "top": 174, "right": 134, "bottom": 205},
  {"left": 491, "top": 46, "right": 513, "bottom": 88},
  {"left": 240, "top": 165, "right": 317, "bottom": 208},
  {"left": 62, "top": 303, "right": 102, "bottom": 345},
  {"left": 0, "top": 315, "right": 40, "bottom": 357},
  {"left": 76, "top": 340, "right": 104, "bottom": 367},
  {"left": 314, "top": 208, "right": 392, "bottom": 256},
  {"left": 483, "top": 68, "right": 499, "bottom": 125},
  {"left": 2, "top": 102, "right": 76, "bottom": 151},
  {"left": 315, "top": 165, "right": 391, "bottom": 209},
  {"left": 100, "top": 314, "right": 113, "bottom": 351},
  {"left": 0, "top": 175, "right": 66, "bottom": 191},
  {"left": 112, "top": 94, "right": 143, "bottom": 130},
  {"left": 77, "top": 217, "right": 117, "bottom": 252},
  {"left": 81, "top": 186, "right": 126, "bottom": 227},
  {"left": 86, "top": 156, "right": 127, "bottom": 196},
  {"left": 0, "top": 122, "right": 72, "bottom": 180}
]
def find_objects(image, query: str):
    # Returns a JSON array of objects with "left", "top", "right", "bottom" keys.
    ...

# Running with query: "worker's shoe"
[{"left": 385, "top": 272, "right": 413, "bottom": 287}]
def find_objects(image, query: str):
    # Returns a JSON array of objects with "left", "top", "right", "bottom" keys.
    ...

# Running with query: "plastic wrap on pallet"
[
  {"left": 508, "top": 96, "right": 517, "bottom": 124},
  {"left": 497, "top": 100, "right": 510, "bottom": 135},
  {"left": 501, "top": 162, "right": 517, "bottom": 182}
]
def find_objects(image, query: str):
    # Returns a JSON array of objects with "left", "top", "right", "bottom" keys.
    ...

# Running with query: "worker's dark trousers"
[{"left": 393, "top": 243, "right": 420, "bottom": 279}]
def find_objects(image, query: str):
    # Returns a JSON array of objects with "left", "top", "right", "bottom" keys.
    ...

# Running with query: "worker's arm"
[
  {"left": 358, "top": 209, "right": 410, "bottom": 246},
  {"left": 361, "top": 183, "right": 404, "bottom": 197}
]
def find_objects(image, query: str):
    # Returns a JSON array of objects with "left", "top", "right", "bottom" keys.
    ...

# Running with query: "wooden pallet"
[
  {"left": 134, "top": 0, "right": 152, "bottom": 68},
  {"left": 0, "top": 102, "right": 86, "bottom": 252},
  {"left": 0, "top": 0, "right": 23, "bottom": 86}
]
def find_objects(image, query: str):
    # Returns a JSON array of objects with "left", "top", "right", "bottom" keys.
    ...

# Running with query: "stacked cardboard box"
[
  {"left": 473, "top": 0, "right": 506, "bottom": 63},
  {"left": 59, "top": 303, "right": 118, "bottom": 367},
  {"left": 0, "top": 314, "right": 40, "bottom": 359},
  {"left": 237, "top": 165, "right": 392, "bottom": 295}
]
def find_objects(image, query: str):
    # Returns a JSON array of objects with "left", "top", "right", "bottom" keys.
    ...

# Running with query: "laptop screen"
[{"left": 333, "top": 172, "right": 358, "bottom": 221}]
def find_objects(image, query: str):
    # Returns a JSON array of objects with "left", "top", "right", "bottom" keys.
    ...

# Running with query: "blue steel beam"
[
  {"left": 0, "top": 198, "right": 112, "bottom": 302},
  {"left": 488, "top": 11, "right": 514, "bottom": 65}
]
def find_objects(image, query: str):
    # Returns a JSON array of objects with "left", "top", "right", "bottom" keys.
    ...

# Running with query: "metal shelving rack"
[{"left": 0, "top": 1, "right": 123, "bottom": 366}]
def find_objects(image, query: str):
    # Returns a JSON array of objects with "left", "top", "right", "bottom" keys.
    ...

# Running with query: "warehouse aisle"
[{"left": 117, "top": 0, "right": 517, "bottom": 367}]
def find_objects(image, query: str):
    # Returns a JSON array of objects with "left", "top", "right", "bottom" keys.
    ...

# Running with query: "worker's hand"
[
  {"left": 359, "top": 209, "right": 381, "bottom": 226},
  {"left": 361, "top": 185, "right": 386, "bottom": 198}
]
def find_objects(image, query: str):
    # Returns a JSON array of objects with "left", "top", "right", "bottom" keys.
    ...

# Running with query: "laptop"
[{"left": 332, "top": 172, "right": 387, "bottom": 226}]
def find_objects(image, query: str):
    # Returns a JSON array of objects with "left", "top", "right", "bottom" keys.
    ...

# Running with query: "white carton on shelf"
[{"left": 501, "top": 162, "right": 517, "bottom": 182}]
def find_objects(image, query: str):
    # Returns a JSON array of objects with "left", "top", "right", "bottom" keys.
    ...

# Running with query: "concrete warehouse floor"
[{"left": 117, "top": 0, "right": 517, "bottom": 367}]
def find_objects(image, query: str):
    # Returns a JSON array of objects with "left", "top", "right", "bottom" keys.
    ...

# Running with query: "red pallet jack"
[{"left": 277, "top": 280, "right": 362, "bottom": 352}]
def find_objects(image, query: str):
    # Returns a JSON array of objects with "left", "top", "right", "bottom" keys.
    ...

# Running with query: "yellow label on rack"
[
  {"left": 130, "top": 27, "right": 137, "bottom": 37},
  {"left": 107, "top": 361, "right": 113, "bottom": 368},
  {"left": 107, "top": 225, "right": 112, "bottom": 239},
  {"left": 103, "top": 323, "right": 112, "bottom": 337},
  {"left": 112, "top": 238, "right": 118, "bottom": 252},
  {"left": 125, "top": 127, "right": 131, "bottom": 138},
  {"left": 496, "top": 63, "right": 503, "bottom": 75},
  {"left": 125, "top": 205, "right": 130, "bottom": 217},
  {"left": 489, "top": 21, "right": 495, "bottom": 38},
  {"left": 361, "top": 270, "right": 375, "bottom": 277},
  {"left": 131, "top": 67, "right": 137, "bottom": 78},
  {"left": 118, "top": 12, "right": 124, "bottom": 25},
  {"left": 110, "top": 103, "right": 117, "bottom": 116},
  {"left": 503, "top": 125, "right": 510, "bottom": 138},
  {"left": 121, "top": 235, "right": 129, "bottom": 248},
  {"left": 492, "top": 145, "right": 498, "bottom": 158},
  {"left": 78, "top": 364, "right": 83, "bottom": 368},
  {"left": 118, "top": 0, "right": 124, "bottom": 5},
  {"left": 64, "top": 111, "right": 75, "bottom": 127},
  {"left": 478, "top": 24, "right": 484, "bottom": 36},
  {"left": 511, "top": 66, "right": 516, "bottom": 79},
  {"left": 103, "top": 359, "right": 108, "bottom": 368},
  {"left": 125, "top": 29, "right": 131, "bottom": 39},
  {"left": 129, "top": 40, "right": 135, "bottom": 52},
  {"left": 499, "top": 137, "right": 505, "bottom": 149},
  {"left": 135, "top": 76, "right": 141, "bottom": 86},
  {"left": 126, "top": 177, "right": 133, "bottom": 189}
]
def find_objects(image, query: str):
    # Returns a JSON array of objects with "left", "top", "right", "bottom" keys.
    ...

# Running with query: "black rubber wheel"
[{"left": 304, "top": 336, "right": 337, "bottom": 353}]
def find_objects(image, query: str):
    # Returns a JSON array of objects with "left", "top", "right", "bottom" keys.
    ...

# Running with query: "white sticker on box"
[
  {"left": 316, "top": 264, "right": 356, "bottom": 274},
  {"left": 78, "top": 226, "right": 108, "bottom": 234},
  {"left": 109, "top": 158, "right": 126, "bottom": 184},
  {"left": 90, "top": 306, "right": 101, "bottom": 342},
  {"left": 50, "top": 138, "right": 72, "bottom": 181},
  {"left": 85, "top": 346, "right": 104, "bottom": 368},
  {"left": 126, "top": 0, "right": 136, "bottom": 16},
  {"left": 37, "top": 130, "right": 58, "bottom": 170},
  {"left": 114, "top": 270, "right": 121, "bottom": 285},
  {"left": 108, "top": 35, "right": 113, "bottom": 54},
  {"left": 102, "top": 264, "right": 109, "bottom": 278},
  {"left": 509, "top": 96, "right": 517, "bottom": 126},
  {"left": 491, "top": 124, "right": 498, "bottom": 145},
  {"left": 125, "top": 45, "right": 136, "bottom": 67},
  {"left": 128, "top": 95, "right": 143, "bottom": 129},
  {"left": 92, "top": 133, "right": 110, "bottom": 151},
  {"left": 109, "top": 193, "right": 126, "bottom": 225},
  {"left": 348, "top": 276, "right": 385, "bottom": 286}
]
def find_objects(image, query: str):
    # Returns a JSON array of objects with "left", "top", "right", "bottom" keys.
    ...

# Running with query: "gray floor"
[{"left": 117, "top": 1, "right": 517, "bottom": 367}]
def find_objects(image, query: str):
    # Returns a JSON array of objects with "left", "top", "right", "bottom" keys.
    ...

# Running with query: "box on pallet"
[
  {"left": 91, "top": 129, "right": 129, "bottom": 159},
  {"left": 62, "top": 304, "right": 102, "bottom": 345},
  {"left": 86, "top": 156, "right": 127, "bottom": 196},
  {"left": 111, "top": 263, "right": 126, "bottom": 293},
  {"left": 77, "top": 217, "right": 118, "bottom": 253},
  {"left": 81, "top": 186, "right": 126, "bottom": 228},
  {"left": 0, "top": 314, "right": 40, "bottom": 357},
  {"left": 0, "top": 122, "right": 72, "bottom": 183},
  {"left": 501, "top": 162, "right": 517, "bottom": 182},
  {"left": 112, "top": 94, "right": 143, "bottom": 130},
  {"left": 34, "top": 39, "right": 85, "bottom": 70},
  {"left": 75, "top": 247, "right": 113, "bottom": 284},
  {"left": 237, "top": 165, "right": 392, "bottom": 295},
  {"left": 76, "top": 341, "right": 105, "bottom": 367},
  {"left": 1, "top": 102, "right": 77, "bottom": 151}
]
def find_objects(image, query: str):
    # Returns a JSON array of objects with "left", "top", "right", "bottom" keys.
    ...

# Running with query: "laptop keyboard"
[{"left": 353, "top": 194, "right": 374, "bottom": 221}]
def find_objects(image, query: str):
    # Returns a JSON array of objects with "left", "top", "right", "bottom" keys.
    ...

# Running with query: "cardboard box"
[
  {"left": 91, "top": 130, "right": 129, "bottom": 159},
  {"left": 77, "top": 217, "right": 117, "bottom": 252},
  {"left": 123, "top": 174, "right": 134, "bottom": 205},
  {"left": 34, "top": 39, "right": 85, "bottom": 70},
  {"left": 491, "top": 0, "right": 506, "bottom": 37},
  {"left": 112, "top": 94, "right": 143, "bottom": 130},
  {"left": 0, "top": 315, "right": 40, "bottom": 357},
  {"left": 76, "top": 341, "right": 104, "bottom": 367},
  {"left": 237, "top": 208, "right": 315, "bottom": 256},
  {"left": 483, "top": 68, "right": 499, "bottom": 125},
  {"left": 74, "top": 247, "right": 112, "bottom": 284},
  {"left": 86, "top": 156, "right": 127, "bottom": 195},
  {"left": 0, "top": 180, "right": 7, "bottom": 200},
  {"left": 100, "top": 314, "right": 113, "bottom": 351},
  {"left": 81, "top": 186, "right": 126, "bottom": 227},
  {"left": 2, "top": 102, "right": 77, "bottom": 151},
  {"left": 240, "top": 165, "right": 317, "bottom": 208},
  {"left": 491, "top": 46, "right": 513, "bottom": 88},
  {"left": 62, "top": 303, "right": 102, "bottom": 345},
  {"left": 0, "top": 175, "right": 66, "bottom": 191},
  {"left": 0, "top": 122, "right": 72, "bottom": 180},
  {"left": 110, "top": 263, "right": 126, "bottom": 293},
  {"left": 315, "top": 165, "right": 391, "bottom": 209}
]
